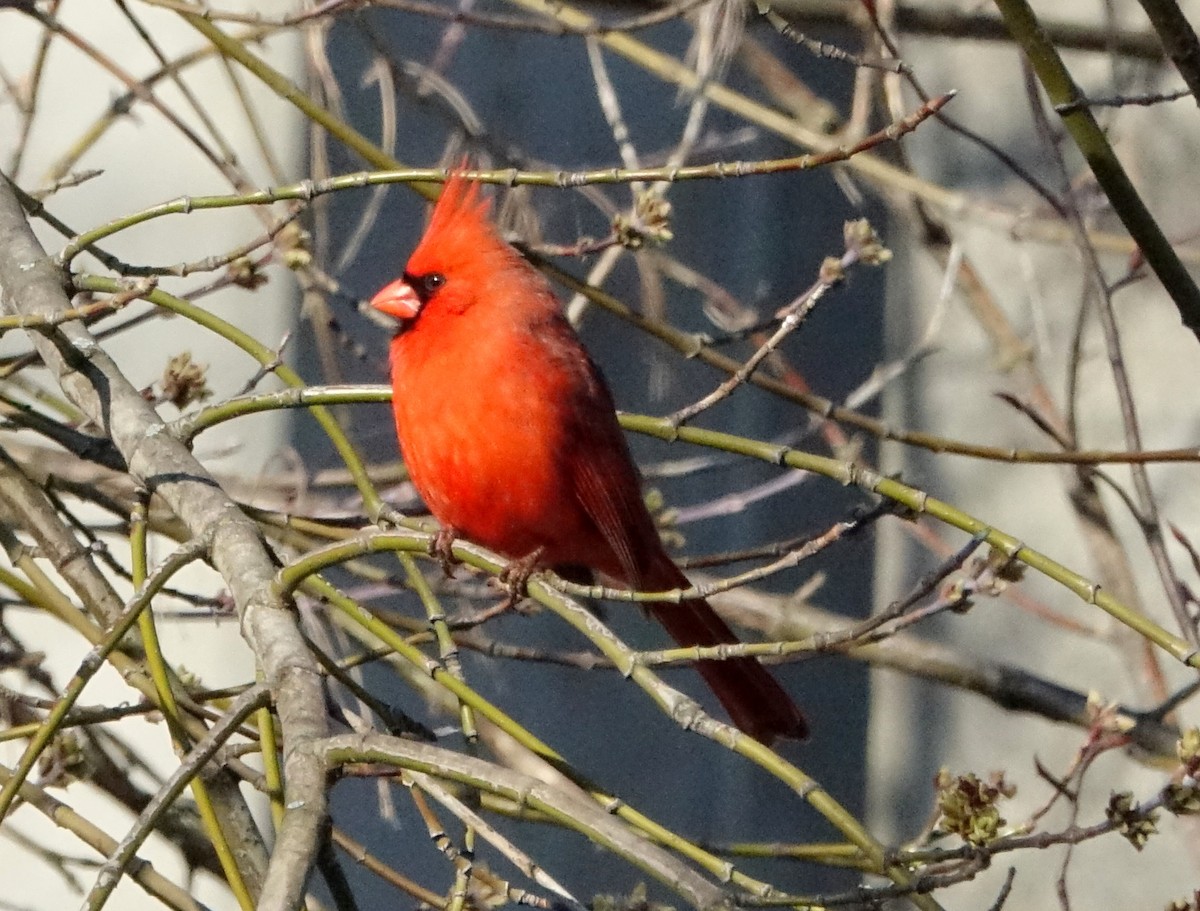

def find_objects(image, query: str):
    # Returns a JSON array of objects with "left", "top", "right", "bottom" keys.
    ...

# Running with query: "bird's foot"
[
  {"left": 430, "top": 526, "right": 460, "bottom": 578},
  {"left": 493, "top": 547, "right": 545, "bottom": 612}
]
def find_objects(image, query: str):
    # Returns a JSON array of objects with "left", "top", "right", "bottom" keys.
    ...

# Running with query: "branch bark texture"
[{"left": 0, "top": 175, "right": 326, "bottom": 911}]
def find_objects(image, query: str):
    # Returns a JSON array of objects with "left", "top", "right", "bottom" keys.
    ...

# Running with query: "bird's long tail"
[{"left": 641, "top": 551, "right": 807, "bottom": 744}]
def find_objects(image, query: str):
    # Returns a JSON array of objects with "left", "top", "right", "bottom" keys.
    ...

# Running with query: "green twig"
[
  {"left": 993, "top": 0, "right": 1200, "bottom": 342},
  {"left": 301, "top": 572, "right": 781, "bottom": 898},
  {"left": 617, "top": 413, "right": 1200, "bottom": 668},
  {"left": 0, "top": 529, "right": 213, "bottom": 824},
  {"left": 86, "top": 685, "right": 271, "bottom": 911},
  {"left": 278, "top": 534, "right": 938, "bottom": 909},
  {"left": 130, "top": 502, "right": 255, "bottom": 911},
  {"left": 73, "top": 275, "right": 386, "bottom": 519},
  {"left": 538, "top": 260, "right": 1200, "bottom": 465}
]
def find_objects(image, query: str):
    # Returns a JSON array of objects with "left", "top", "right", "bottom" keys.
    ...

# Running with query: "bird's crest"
[{"left": 406, "top": 170, "right": 504, "bottom": 278}]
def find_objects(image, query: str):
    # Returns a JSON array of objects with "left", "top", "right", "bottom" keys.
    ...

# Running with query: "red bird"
[{"left": 371, "top": 173, "right": 806, "bottom": 743}]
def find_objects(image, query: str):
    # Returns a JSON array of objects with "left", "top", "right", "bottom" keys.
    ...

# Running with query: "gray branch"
[
  {"left": 318, "top": 733, "right": 734, "bottom": 911},
  {"left": 0, "top": 174, "right": 327, "bottom": 911}
]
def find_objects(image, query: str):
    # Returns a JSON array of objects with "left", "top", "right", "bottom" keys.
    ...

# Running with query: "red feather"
[{"left": 372, "top": 173, "right": 806, "bottom": 743}]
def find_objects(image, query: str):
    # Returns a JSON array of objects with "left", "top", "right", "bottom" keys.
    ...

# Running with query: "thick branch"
[
  {"left": 319, "top": 733, "right": 733, "bottom": 911},
  {"left": 0, "top": 175, "right": 324, "bottom": 911}
]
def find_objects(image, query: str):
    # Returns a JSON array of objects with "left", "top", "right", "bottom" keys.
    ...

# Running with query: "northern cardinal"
[{"left": 371, "top": 173, "right": 806, "bottom": 743}]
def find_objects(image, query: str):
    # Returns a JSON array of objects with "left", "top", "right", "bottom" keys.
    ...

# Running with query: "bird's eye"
[{"left": 401, "top": 271, "right": 447, "bottom": 306}]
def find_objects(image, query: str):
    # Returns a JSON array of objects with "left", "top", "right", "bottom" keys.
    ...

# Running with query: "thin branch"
[
  {"left": 323, "top": 733, "right": 732, "bottom": 909},
  {"left": 1130, "top": 0, "right": 1200, "bottom": 108},
  {"left": 0, "top": 762, "right": 209, "bottom": 911},
  {"left": 668, "top": 219, "right": 889, "bottom": 426},
  {"left": 994, "top": 0, "right": 1200, "bottom": 341},
  {"left": 86, "top": 685, "right": 270, "bottom": 911}
]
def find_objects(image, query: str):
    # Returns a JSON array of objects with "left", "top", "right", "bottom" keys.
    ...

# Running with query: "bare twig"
[{"left": 669, "top": 218, "right": 890, "bottom": 426}]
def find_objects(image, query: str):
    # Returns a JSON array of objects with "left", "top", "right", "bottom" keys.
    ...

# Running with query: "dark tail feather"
[{"left": 642, "top": 553, "right": 807, "bottom": 744}]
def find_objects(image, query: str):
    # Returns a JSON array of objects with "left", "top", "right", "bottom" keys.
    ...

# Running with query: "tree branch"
[{"left": 0, "top": 173, "right": 325, "bottom": 911}]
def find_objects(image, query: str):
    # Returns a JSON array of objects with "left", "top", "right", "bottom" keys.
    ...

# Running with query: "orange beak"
[{"left": 370, "top": 277, "right": 422, "bottom": 322}]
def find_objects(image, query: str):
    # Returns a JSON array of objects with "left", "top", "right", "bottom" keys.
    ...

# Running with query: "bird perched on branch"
[{"left": 371, "top": 171, "right": 806, "bottom": 744}]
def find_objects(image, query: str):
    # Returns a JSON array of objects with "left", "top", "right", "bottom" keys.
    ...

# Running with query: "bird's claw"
[
  {"left": 494, "top": 547, "right": 544, "bottom": 611},
  {"left": 430, "top": 526, "right": 460, "bottom": 578}
]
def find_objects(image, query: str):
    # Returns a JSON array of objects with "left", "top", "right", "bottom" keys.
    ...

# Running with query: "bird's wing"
[
  {"left": 570, "top": 449, "right": 645, "bottom": 586},
  {"left": 555, "top": 342, "right": 662, "bottom": 589}
]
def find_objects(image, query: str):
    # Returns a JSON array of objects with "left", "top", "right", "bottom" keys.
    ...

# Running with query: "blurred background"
[{"left": 3, "top": 1, "right": 1200, "bottom": 909}]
